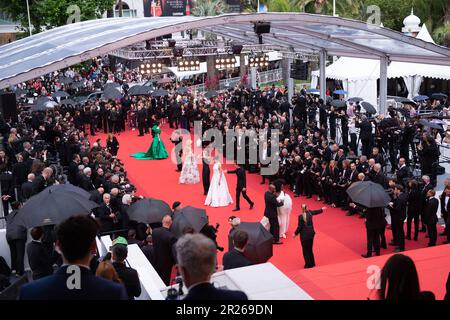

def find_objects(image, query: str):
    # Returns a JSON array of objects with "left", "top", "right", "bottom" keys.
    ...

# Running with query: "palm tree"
[
  {"left": 433, "top": 22, "right": 450, "bottom": 47},
  {"left": 191, "top": 0, "right": 229, "bottom": 16},
  {"left": 292, "top": 0, "right": 362, "bottom": 17}
]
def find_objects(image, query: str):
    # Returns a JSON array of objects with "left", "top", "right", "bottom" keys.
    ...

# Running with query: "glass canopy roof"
[{"left": 0, "top": 12, "right": 449, "bottom": 89}]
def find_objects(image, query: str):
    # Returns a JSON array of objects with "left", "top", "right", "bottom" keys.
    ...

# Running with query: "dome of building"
[{"left": 402, "top": 8, "right": 421, "bottom": 34}]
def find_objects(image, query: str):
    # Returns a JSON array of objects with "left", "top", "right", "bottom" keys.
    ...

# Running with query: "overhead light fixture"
[
  {"left": 177, "top": 57, "right": 201, "bottom": 72},
  {"left": 249, "top": 53, "right": 269, "bottom": 69},
  {"left": 139, "top": 60, "right": 164, "bottom": 75},
  {"left": 214, "top": 54, "right": 236, "bottom": 70}
]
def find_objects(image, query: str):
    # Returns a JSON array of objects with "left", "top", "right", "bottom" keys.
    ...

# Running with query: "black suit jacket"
[
  {"left": 96, "top": 203, "right": 114, "bottom": 232},
  {"left": 390, "top": 193, "right": 408, "bottom": 222},
  {"left": 12, "top": 161, "right": 29, "bottom": 186},
  {"left": 294, "top": 210, "right": 323, "bottom": 241},
  {"left": 227, "top": 167, "right": 246, "bottom": 190},
  {"left": 31, "top": 175, "right": 47, "bottom": 195},
  {"left": 26, "top": 241, "right": 54, "bottom": 280},
  {"left": 439, "top": 193, "right": 450, "bottom": 217},
  {"left": 19, "top": 265, "right": 127, "bottom": 300},
  {"left": 424, "top": 197, "right": 439, "bottom": 224},
  {"left": 79, "top": 175, "right": 95, "bottom": 191},
  {"left": 112, "top": 262, "right": 141, "bottom": 300},
  {"left": 152, "top": 227, "right": 177, "bottom": 277},
  {"left": 263, "top": 191, "right": 283, "bottom": 219},
  {"left": 68, "top": 161, "right": 79, "bottom": 185},
  {"left": 183, "top": 282, "right": 247, "bottom": 301},
  {"left": 5, "top": 210, "right": 27, "bottom": 241},
  {"left": 223, "top": 249, "right": 251, "bottom": 270},
  {"left": 20, "top": 181, "right": 34, "bottom": 201},
  {"left": 396, "top": 166, "right": 409, "bottom": 185}
]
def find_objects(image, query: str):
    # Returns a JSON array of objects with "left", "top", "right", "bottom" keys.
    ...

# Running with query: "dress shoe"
[
  {"left": 440, "top": 232, "right": 447, "bottom": 236},
  {"left": 393, "top": 248, "right": 404, "bottom": 252},
  {"left": 427, "top": 244, "right": 435, "bottom": 247},
  {"left": 389, "top": 242, "right": 397, "bottom": 246},
  {"left": 420, "top": 228, "right": 426, "bottom": 233},
  {"left": 232, "top": 208, "right": 240, "bottom": 212},
  {"left": 413, "top": 237, "right": 418, "bottom": 241},
  {"left": 294, "top": 194, "right": 300, "bottom": 198},
  {"left": 361, "top": 253, "right": 372, "bottom": 258},
  {"left": 306, "top": 196, "right": 312, "bottom": 199},
  {"left": 443, "top": 241, "right": 450, "bottom": 244},
  {"left": 346, "top": 212, "right": 354, "bottom": 216},
  {"left": 381, "top": 244, "right": 388, "bottom": 249},
  {"left": 406, "top": 236, "right": 411, "bottom": 240},
  {"left": 260, "top": 181, "right": 265, "bottom": 185},
  {"left": 273, "top": 241, "right": 283, "bottom": 245},
  {"left": 249, "top": 203, "right": 254, "bottom": 210}
]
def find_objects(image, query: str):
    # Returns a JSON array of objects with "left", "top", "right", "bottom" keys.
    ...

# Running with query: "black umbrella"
[
  {"left": 127, "top": 198, "right": 172, "bottom": 224},
  {"left": 59, "top": 98, "right": 78, "bottom": 106},
  {"left": 14, "top": 88, "right": 28, "bottom": 97},
  {"left": 71, "top": 81, "right": 85, "bottom": 89},
  {"left": 387, "top": 96, "right": 415, "bottom": 104},
  {"left": 348, "top": 97, "right": 363, "bottom": 103},
  {"left": 431, "top": 93, "right": 448, "bottom": 100},
  {"left": 360, "top": 101, "right": 377, "bottom": 114},
  {"left": 129, "top": 85, "right": 152, "bottom": 96},
  {"left": 419, "top": 119, "right": 443, "bottom": 130},
  {"left": 104, "top": 82, "right": 121, "bottom": 90},
  {"left": 103, "top": 88, "right": 123, "bottom": 100},
  {"left": 228, "top": 222, "right": 273, "bottom": 264},
  {"left": 205, "top": 90, "right": 219, "bottom": 99},
  {"left": 331, "top": 99, "right": 347, "bottom": 108},
  {"left": 171, "top": 206, "right": 208, "bottom": 238},
  {"left": 151, "top": 89, "right": 169, "bottom": 97},
  {"left": 346, "top": 181, "right": 391, "bottom": 208},
  {"left": 33, "top": 96, "right": 58, "bottom": 109},
  {"left": 17, "top": 189, "right": 99, "bottom": 227},
  {"left": 59, "top": 76, "right": 73, "bottom": 85},
  {"left": 52, "top": 91, "right": 69, "bottom": 98},
  {"left": 46, "top": 184, "right": 91, "bottom": 199},
  {"left": 176, "top": 87, "right": 189, "bottom": 95},
  {"left": 157, "top": 78, "right": 173, "bottom": 85}
]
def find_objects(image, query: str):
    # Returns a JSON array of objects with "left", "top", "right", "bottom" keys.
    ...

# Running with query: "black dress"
[{"left": 202, "top": 154, "right": 211, "bottom": 195}]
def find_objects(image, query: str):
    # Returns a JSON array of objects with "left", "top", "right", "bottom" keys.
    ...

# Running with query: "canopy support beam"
[
  {"left": 320, "top": 50, "right": 327, "bottom": 101},
  {"left": 379, "top": 55, "right": 389, "bottom": 115}
]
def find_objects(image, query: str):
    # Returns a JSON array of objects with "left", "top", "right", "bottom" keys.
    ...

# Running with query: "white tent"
[{"left": 311, "top": 24, "right": 450, "bottom": 106}]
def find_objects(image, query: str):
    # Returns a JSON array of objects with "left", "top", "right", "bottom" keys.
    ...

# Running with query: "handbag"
[{"left": 260, "top": 216, "right": 270, "bottom": 231}]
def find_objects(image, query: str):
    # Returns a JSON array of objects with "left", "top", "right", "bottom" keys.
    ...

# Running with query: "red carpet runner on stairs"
[{"left": 94, "top": 125, "right": 450, "bottom": 299}]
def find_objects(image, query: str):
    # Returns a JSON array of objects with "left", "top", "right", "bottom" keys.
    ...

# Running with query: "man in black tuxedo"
[
  {"left": 226, "top": 164, "right": 254, "bottom": 212},
  {"left": 351, "top": 204, "right": 385, "bottom": 258},
  {"left": 420, "top": 175, "right": 434, "bottom": 233},
  {"left": 20, "top": 215, "right": 127, "bottom": 300},
  {"left": 223, "top": 230, "right": 252, "bottom": 270},
  {"left": 152, "top": 215, "right": 177, "bottom": 285},
  {"left": 68, "top": 154, "right": 80, "bottom": 185},
  {"left": 396, "top": 158, "right": 410, "bottom": 187},
  {"left": 356, "top": 116, "right": 373, "bottom": 157},
  {"left": 136, "top": 105, "right": 147, "bottom": 136},
  {"left": 89, "top": 186, "right": 104, "bottom": 204},
  {"left": 79, "top": 167, "right": 95, "bottom": 191},
  {"left": 176, "top": 234, "right": 247, "bottom": 300},
  {"left": 12, "top": 153, "right": 29, "bottom": 202},
  {"left": 95, "top": 193, "right": 116, "bottom": 233},
  {"left": 26, "top": 227, "right": 55, "bottom": 280},
  {"left": 6, "top": 202, "right": 27, "bottom": 276},
  {"left": 264, "top": 184, "right": 284, "bottom": 244},
  {"left": 440, "top": 186, "right": 450, "bottom": 244},
  {"left": 425, "top": 189, "right": 439, "bottom": 247},
  {"left": 31, "top": 167, "right": 53, "bottom": 196},
  {"left": 111, "top": 243, "right": 141, "bottom": 300},
  {"left": 388, "top": 185, "right": 407, "bottom": 252},
  {"left": 370, "top": 164, "right": 387, "bottom": 189},
  {"left": 20, "top": 174, "right": 34, "bottom": 202}
]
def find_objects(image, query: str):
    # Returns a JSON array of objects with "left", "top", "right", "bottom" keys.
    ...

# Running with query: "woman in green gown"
[{"left": 131, "top": 122, "right": 168, "bottom": 160}]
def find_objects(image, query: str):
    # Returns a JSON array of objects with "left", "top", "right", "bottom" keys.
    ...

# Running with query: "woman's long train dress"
[
  {"left": 179, "top": 152, "right": 200, "bottom": 184},
  {"left": 131, "top": 125, "right": 168, "bottom": 160},
  {"left": 277, "top": 191, "right": 293, "bottom": 238},
  {"left": 204, "top": 163, "right": 233, "bottom": 207}
]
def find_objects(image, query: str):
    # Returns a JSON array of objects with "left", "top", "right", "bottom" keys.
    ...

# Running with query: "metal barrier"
[{"left": 191, "top": 68, "right": 283, "bottom": 93}]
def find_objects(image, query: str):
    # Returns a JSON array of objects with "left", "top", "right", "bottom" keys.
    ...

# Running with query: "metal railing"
[{"left": 190, "top": 69, "right": 283, "bottom": 93}]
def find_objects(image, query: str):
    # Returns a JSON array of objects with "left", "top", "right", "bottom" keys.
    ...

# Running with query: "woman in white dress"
[
  {"left": 275, "top": 181, "right": 293, "bottom": 239},
  {"left": 179, "top": 140, "right": 200, "bottom": 184},
  {"left": 204, "top": 158, "right": 233, "bottom": 207}
]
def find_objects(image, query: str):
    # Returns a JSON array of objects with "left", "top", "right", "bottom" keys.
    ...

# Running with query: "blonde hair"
[{"left": 95, "top": 261, "right": 122, "bottom": 283}]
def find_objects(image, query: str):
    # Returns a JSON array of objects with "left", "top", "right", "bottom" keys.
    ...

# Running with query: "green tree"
[
  {"left": 0, "top": 0, "right": 115, "bottom": 34},
  {"left": 191, "top": 0, "right": 229, "bottom": 16},
  {"left": 292, "top": 0, "right": 362, "bottom": 16},
  {"left": 433, "top": 22, "right": 450, "bottom": 47}
]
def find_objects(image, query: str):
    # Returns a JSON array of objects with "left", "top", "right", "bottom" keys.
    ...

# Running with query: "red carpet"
[{"left": 93, "top": 125, "right": 450, "bottom": 299}]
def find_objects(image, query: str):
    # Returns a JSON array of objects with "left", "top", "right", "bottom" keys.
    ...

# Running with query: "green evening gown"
[{"left": 131, "top": 125, "right": 169, "bottom": 160}]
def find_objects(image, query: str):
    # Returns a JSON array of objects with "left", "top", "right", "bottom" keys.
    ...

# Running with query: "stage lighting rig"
[
  {"left": 139, "top": 61, "right": 164, "bottom": 75},
  {"left": 214, "top": 55, "right": 236, "bottom": 70},
  {"left": 249, "top": 54, "right": 269, "bottom": 69},
  {"left": 177, "top": 57, "right": 201, "bottom": 72}
]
